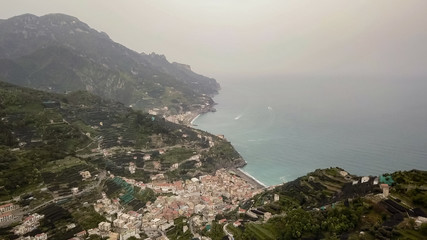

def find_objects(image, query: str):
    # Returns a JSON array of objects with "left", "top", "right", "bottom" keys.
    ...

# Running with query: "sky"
[{"left": 1, "top": 0, "right": 427, "bottom": 78}]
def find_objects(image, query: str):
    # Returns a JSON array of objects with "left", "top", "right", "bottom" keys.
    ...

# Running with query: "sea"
[{"left": 194, "top": 75, "right": 427, "bottom": 186}]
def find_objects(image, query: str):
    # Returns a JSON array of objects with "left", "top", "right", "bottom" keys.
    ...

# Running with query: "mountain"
[{"left": 0, "top": 13, "right": 220, "bottom": 116}]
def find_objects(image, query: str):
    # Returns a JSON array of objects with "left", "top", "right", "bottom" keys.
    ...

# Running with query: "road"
[
  {"left": 188, "top": 216, "right": 201, "bottom": 239},
  {"left": 223, "top": 223, "right": 234, "bottom": 240}
]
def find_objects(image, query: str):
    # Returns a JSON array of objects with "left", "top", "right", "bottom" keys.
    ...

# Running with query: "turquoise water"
[{"left": 194, "top": 76, "right": 427, "bottom": 186}]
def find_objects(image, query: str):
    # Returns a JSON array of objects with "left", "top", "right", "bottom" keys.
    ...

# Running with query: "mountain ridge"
[{"left": 0, "top": 13, "right": 219, "bottom": 117}]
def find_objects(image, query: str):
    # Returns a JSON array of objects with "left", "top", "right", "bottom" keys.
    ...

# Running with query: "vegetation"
[
  {"left": 166, "top": 217, "right": 193, "bottom": 240},
  {"left": 134, "top": 187, "right": 157, "bottom": 206},
  {"left": 71, "top": 206, "right": 106, "bottom": 230},
  {"left": 392, "top": 170, "right": 427, "bottom": 208},
  {"left": 202, "top": 222, "right": 226, "bottom": 240},
  {"left": 217, "top": 169, "right": 427, "bottom": 240},
  {"left": 0, "top": 81, "right": 242, "bottom": 201},
  {"left": 160, "top": 148, "right": 194, "bottom": 165}
]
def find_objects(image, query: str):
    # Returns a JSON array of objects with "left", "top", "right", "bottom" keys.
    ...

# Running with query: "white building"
[
  {"left": 113, "top": 219, "right": 125, "bottom": 228},
  {"left": 79, "top": 171, "right": 91, "bottom": 180},
  {"left": 34, "top": 233, "right": 48, "bottom": 240},
  {"left": 0, "top": 212, "right": 13, "bottom": 223},
  {"left": 0, "top": 203, "right": 18, "bottom": 213},
  {"left": 129, "top": 162, "right": 136, "bottom": 174},
  {"left": 98, "top": 222, "right": 111, "bottom": 232},
  {"left": 361, "top": 176, "right": 370, "bottom": 183}
]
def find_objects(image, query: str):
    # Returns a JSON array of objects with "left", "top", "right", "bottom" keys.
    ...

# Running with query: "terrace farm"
[{"left": 0, "top": 82, "right": 249, "bottom": 238}]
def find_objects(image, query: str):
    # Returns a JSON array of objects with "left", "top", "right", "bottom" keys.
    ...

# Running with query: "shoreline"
[
  {"left": 230, "top": 167, "right": 267, "bottom": 189},
  {"left": 190, "top": 106, "right": 267, "bottom": 189},
  {"left": 190, "top": 113, "right": 201, "bottom": 126},
  {"left": 179, "top": 108, "right": 212, "bottom": 126}
]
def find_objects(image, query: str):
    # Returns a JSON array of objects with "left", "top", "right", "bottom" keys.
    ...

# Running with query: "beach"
[
  {"left": 230, "top": 167, "right": 266, "bottom": 189},
  {"left": 190, "top": 114, "right": 200, "bottom": 126}
]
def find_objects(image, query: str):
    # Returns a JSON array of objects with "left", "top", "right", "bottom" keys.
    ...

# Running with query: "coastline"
[
  {"left": 179, "top": 106, "right": 214, "bottom": 126},
  {"left": 230, "top": 167, "right": 267, "bottom": 189},
  {"left": 190, "top": 106, "right": 267, "bottom": 189},
  {"left": 190, "top": 113, "right": 200, "bottom": 126}
]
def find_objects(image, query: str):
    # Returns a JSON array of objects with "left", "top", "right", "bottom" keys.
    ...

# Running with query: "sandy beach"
[
  {"left": 190, "top": 114, "right": 200, "bottom": 126},
  {"left": 230, "top": 167, "right": 267, "bottom": 189}
]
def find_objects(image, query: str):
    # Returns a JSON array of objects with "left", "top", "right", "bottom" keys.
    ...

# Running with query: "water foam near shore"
[{"left": 236, "top": 168, "right": 268, "bottom": 188}]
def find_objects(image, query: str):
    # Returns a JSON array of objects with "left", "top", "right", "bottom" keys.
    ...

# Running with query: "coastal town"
[
  {"left": 88, "top": 168, "right": 263, "bottom": 239},
  {"left": 1, "top": 6, "right": 427, "bottom": 240},
  {"left": 4, "top": 164, "right": 427, "bottom": 240},
  {"left": 1, "top": 98, "right": 425, "bottom": 239},
  {"left": 0, "top": 165, "right": 264, "bottom": 240},
  {"left": 0, "top": 86, "right": 259, "bottom": 239}
]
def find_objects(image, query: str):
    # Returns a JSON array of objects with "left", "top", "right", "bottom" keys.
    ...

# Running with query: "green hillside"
[
  {"left": 219, "top": 168, "right": 427, "bottom": 240},
  {"left": 0, "top": 81, "right": 244, "bottom": 201}
]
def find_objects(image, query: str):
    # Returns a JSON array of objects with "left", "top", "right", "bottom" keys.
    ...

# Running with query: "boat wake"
[{"left": 234, "top": 114, "right": 242, "bottom": 120}]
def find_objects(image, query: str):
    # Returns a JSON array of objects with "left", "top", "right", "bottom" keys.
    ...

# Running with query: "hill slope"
[
  {"left": 0, "top": 81, "right": 244, "bottom": 201},
  {"left": 219, "top": 167, "right": 427, "bottom": 240}
]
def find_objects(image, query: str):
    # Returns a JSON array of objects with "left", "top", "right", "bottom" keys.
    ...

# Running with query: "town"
[
  {"left": 0, "top": 168, "right": 263, "bottom": 240},
  {"left": 92, "top": 168, "right": 263, "bottom": 239}
]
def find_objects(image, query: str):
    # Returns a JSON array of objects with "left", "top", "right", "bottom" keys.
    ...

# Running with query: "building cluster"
[
  {"left": 91, "top": 192, "right": 144, "bottom": 239},
  {"left": 88, "top": 211, "right": 143, "bottom": 239},
  {"left": 128, "top": 162, "right": 136, "bottom": 174},
  {"left": 93, "top": 211, "right": 143, "bottom": 239},
  {"left": 349, "top": 174, "right": 393, "bottom": 197},
  {"left": 13, "top": 213, "right": 44, "bottom": 236},
  {"left": 0, "top": 203, "right": 18, "bottom": 213},
  {"left": 164, "top": 111, "right": 195, "bottom": 125},
  {"left": 0, "top": 203, "right": 19, "bottom": 225},
  {"left": 89, "top": 168, "right": 259, "bottom": 238},
  {"left": 79, "top": 170, "right": 92, "bottom": 180},
  {"left": 17, "top": 233, "right": 47, "bottom": 240},
  {"left": 93, "top": 192, "right": 121, "bottom": 221},
  {"left": 113, "top": 211, "right": 142, "bottom": 232},
  {"left": 68, "top": 230, "right": 87, "bottom": 240},
  {"left": 141, "top": 169, "right": 262, "bottom": 233}
]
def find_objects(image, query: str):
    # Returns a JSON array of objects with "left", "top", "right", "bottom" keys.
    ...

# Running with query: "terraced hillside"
[
  {"left": 221, "top": 168, "right": 427, "bottom": 240},
  {"left": 0, "top": 81, "right": 244, "bottom": 202}
]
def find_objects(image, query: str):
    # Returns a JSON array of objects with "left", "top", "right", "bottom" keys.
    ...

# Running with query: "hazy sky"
[{"left": 1, "top": 0, "right": 427, "bottom": 78}]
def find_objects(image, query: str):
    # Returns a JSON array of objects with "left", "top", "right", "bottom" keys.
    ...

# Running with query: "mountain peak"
[
  {"left": 148, "top": 52, "right": 168, "bottom": 60},
  {"left": 172, "top": 62, "right": 192, "bottom": 71},
  {"left": 7, "top": 13, "right": 38, "bottom": 21},
  {"left": 6, "top": 13, "right": 80, "bottom": 23}
]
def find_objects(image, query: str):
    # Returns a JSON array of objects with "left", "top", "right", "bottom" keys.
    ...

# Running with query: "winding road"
[{"left": 223, "top": 223, "right": 234, "bottom": 240}]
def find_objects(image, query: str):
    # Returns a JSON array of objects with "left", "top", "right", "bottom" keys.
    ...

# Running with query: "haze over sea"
[{"left": 194, "top": 76, "right": 427, "bottom": 186}]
